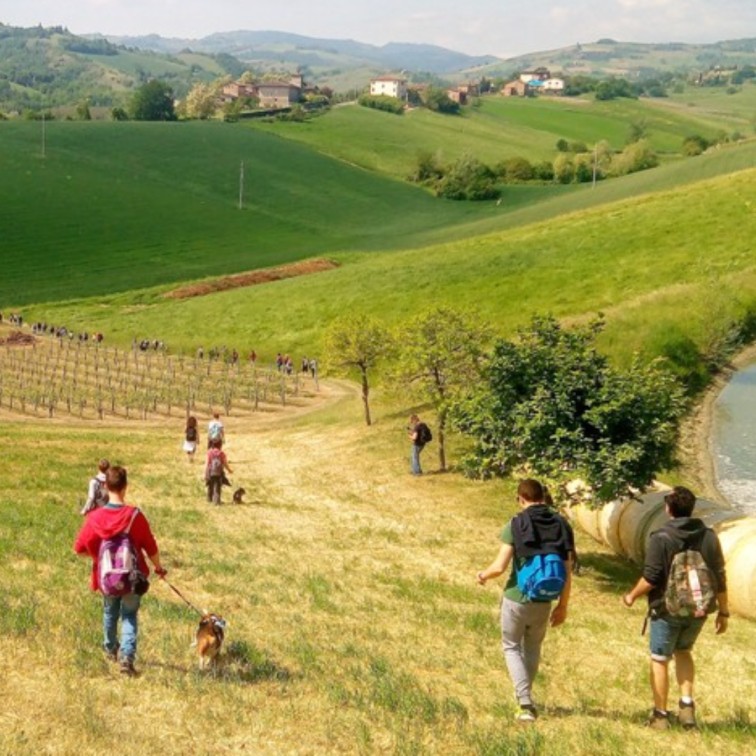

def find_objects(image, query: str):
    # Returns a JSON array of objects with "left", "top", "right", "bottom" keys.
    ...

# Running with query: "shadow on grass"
[
  {"left": 221, "top": 639, "right": 294, "bottom": 684},
  {"left": 575, "top": 551, "right": 638, "bottom": 593}
]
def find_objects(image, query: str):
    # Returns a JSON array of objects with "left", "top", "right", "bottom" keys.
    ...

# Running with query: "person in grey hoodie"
[{"left": 623, "top": 486, "right": 729, "bottom": 730}]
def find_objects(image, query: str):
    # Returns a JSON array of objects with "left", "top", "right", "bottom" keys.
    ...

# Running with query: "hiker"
[
  {"left": 205, "top": 438, "right": 233, "bottom": 505},
  {"left": 207, "top": 412, "right": 225, "bottom": 449},
  {"left": 73, "top": 465, "right": 167, "bottom": 676},
  {"left": 622, "top": 486, "right": 729, "bottom": 730},
  {"left": 183, "top": 416, "right": 199, "bottom": 462},
  {"left": 407, "top": 414, "right": 431, "bottom": 475},
  {"left": 476, "top": 478, "right": 574, "bottom": 723},
  {"left": 80, "top": 458, "right": 110, "bottom": 516}
]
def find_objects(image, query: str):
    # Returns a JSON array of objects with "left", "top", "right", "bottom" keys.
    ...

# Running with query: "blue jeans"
[
  {"left": 410, "top": 444, "right": 423, "bottom": 475},
  {"left": 103, "top": 593, "right": 141, "bottom": 661},
  {"left": 649, "top": 615, "right": 706, "bottom": 662}
]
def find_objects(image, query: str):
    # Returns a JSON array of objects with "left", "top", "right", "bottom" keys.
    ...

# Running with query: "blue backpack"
[{"left": 516, "top": 553, "right": 566, "bottom": 601}]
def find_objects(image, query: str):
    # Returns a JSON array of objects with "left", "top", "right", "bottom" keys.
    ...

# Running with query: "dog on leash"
[
  {"left": 232, "top": 487, "right": 246, "bottom": 504},
  {"left": 195, "top": 612, "right": 227, "bottom": 670}
]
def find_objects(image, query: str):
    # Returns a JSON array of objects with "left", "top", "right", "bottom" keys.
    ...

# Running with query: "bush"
[
  {"left": 682, "top": 135, "right": 710, "bottom": 156},
  {"left": 358, "top": 94, "right": 404, "bottom": 115},
  {"left": 436, "top": 155, "right": 499, "bottom": 201},
  {"left": 451, "top": 316, "right": 687, "bottom": 504}
]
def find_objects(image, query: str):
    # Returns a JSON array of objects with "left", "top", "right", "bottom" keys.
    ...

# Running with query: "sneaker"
[
  {"left": 678, "top": 700, "right": 697, "bottom": 730},
  {"left": 516, "top": 704, "right": 538, "bottom": 723},
  {"left": 104, "top": 648, "right": 118, "bottom": 663},
  {"left": 120, "top": 659, "right": 137, "bottom": 677},
  {"left": 646, "top": 709, "right": 670, "bottom": 730}
]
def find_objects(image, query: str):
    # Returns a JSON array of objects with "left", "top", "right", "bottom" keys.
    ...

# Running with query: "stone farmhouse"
[{"left": 221, "top": 74, "right": 304, "bottom": 109}]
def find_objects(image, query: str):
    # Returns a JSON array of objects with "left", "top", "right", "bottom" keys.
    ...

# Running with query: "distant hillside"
[
  {"left": 104, "top": 29, "right": 497, "bottom": 76},
  {"left": 0, "top": 22, "right": 243, "bottom": 113},
  {"left": 468, "top": 38, "right": 756, "bottom": 79}
]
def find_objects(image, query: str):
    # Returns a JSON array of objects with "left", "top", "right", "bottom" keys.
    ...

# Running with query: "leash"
[{"left": 159, "top": 576, "right": 204, "bottom": 616}]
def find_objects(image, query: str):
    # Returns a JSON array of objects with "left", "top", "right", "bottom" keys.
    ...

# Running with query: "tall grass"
[{"left": 0, "top": 385, "right": 753, "bottom": 754}]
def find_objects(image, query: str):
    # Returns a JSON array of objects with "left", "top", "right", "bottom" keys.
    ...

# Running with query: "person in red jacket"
[{"left": 74, "top": 465, "right": 166, "bottom": 676}]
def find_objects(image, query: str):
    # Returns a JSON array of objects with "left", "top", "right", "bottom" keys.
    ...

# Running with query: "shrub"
[{"left": 358, "top": 94, "right": 404, "bottom": 115}]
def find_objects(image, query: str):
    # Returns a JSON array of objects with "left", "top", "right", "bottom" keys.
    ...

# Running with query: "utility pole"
[
  {"left": 238, "top": 160, "right": 244, "bottom": 209},
  {"left": 41, "top": 112, "right": 46, "bottom": 159},
  {"left": 592, "top": 144, "right": 597, "bottom": 188}
]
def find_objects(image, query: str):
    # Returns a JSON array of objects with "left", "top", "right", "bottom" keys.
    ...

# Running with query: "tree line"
[{"left": 322, "top": 310, "right": 687, "bottom": 507}]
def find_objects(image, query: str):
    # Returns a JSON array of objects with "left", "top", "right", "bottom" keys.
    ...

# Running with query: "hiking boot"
[
  {"left": 646, "top": 709, "right": 670, "bottom": 730},
  {"left": 120, "top": 659, "right": 137, "bottom": 677},
  {"left": 516, "top": 704, "right": 538, "bottom": 723},
  {"left": 104, "top": 648, "right": 118, "bottom": 663},
  {"left": 678, "top": 700, "right": 697, "bottom": 730}
]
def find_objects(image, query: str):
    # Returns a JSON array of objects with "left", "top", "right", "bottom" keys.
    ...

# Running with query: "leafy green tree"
[
  {"left": 436, "top": 154, "right": 499, "bottom": 200},
  {"left": 423, "top": 86, "right": 460, "bottom": 114},
  {"left": 451, "top": 316, "right": 686, "bottom": 504},
  {"left": 682, "top": 134, "right": 710, "bottom": 156},
  {"left": 323, "top": 314, "right": 394, "bottom": 426},
  {"left": 409, "top": 150, "right": 445, "bottom": 183},
  {"left": 76, "top": 99, "right": 91, "bottom": 120},
  {"left": 130, "top": 80, "right": 176, "bottom": 121},
  {"left": 184, "top": 82, "right": 220, "bottom": 120},
  {"left": 111, "top": 106, "right": 128, "bottom": 121},
  {"left": 394, "top": 308, "right": 490, "bottom": 471},
  {"left": 627, "top": 118, "right": 649, "bottom": 144}
]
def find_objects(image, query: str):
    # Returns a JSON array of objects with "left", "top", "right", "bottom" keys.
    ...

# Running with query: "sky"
[{"left": 1, "top": 0, "right": 755, "bottom": 58}]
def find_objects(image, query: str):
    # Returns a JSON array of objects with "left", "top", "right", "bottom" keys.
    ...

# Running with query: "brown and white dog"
[{"left": 195, "top": 613, "right": 227, "bottom": 670}]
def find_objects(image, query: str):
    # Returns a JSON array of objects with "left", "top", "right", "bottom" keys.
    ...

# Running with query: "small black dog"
[{"left": 232, "top": 487, "right": 246, "bottom": 504}]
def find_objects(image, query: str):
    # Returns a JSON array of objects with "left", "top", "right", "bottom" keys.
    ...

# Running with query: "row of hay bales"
[{"left": 572, "top": 486, "right": 756, "bottom": 620}]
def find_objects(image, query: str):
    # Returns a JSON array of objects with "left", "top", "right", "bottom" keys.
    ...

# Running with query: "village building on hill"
[
  {"left": 221, "top": 74, "right": 304, "bottom": 109},
  {"left": 369, "top": 75, "right": 408, "bottom": 100},
  {"left": 501, "top": 68, "right": 565, "bottom": 97}
]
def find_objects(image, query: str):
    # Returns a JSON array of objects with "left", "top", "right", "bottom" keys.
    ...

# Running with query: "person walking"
[
  {"left": 205, "top": 439, "right": 233, "bottom": 505},
  {"left": 623, "top": 486, "right": 729, "bottom": 730},
  {"left": 476, "top": 479, "right": 574, "bottom": 722},
  {"left": 207, "top": 412, "right": 225, "bottom": 449},
  {"left": 80, "top": 458, "right": 110, "bottom": 516},
  {"left": 183, "top": 416, "right": 199, "bottom": 462},
  {"left": 407, "top": 414, "right": 431, "bottom": 475},
  {"left": 73, "top": 465, "right": 166, "bottom": 676}
]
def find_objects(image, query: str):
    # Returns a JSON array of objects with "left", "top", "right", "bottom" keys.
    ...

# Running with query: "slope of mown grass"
[
  {"left": 0, "top": 120, "right": 493, "bottom": 306},
  {"left": 21, "top": 167, "right": 756, "bottom": 369},
  {"left": 0, "top": 385, "right": 753, "bottom": 754},
  {"left": 249, "top": 95, "right": 739, "bottom": 181}
]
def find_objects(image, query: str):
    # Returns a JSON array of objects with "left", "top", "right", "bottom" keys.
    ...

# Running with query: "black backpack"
[{"left": 417, "top": 423, "right": 433, "bottom": 445}]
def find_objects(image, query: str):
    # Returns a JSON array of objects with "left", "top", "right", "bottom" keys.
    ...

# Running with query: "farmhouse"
[
  {"left": 369, "top": 75, "right": 408, "bottom": 100},
  {"left": 222, "top": 75, "right": 303, "bottom": 108},
  {"left": 447, "top": 82, "right": 479, "bottom": 105},
  {"left": 257, "top": 80, "right": 303, "bottom": 109},
  {"left": 502, "top": 69, "right": 565, "bottom": 97}
]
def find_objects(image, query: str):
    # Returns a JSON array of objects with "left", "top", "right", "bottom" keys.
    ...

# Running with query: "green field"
[{"left": 3, "top": 67, "right": 756, "bottom": 756}]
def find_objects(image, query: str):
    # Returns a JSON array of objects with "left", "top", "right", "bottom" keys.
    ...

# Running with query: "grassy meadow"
[
  {"left": 2, "top": 92, "right": 756, "bottom": 754},
  {"left": 1, "top": 382, "right": 754, "bottom": 755}
]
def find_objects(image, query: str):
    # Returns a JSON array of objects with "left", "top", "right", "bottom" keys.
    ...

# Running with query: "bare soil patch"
[
  {"left": 163, "top": 258, "right": 339, "bottom": 300},
  {"left": 0, "top": 329, "right": 36, "bottom": 346}
]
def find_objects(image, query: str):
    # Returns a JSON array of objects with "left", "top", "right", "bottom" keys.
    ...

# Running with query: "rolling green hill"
[
  {"left": 0, "top": 119, "right": 495, "bottom": 305},
  {"left": 250, "top": 95, "right": 750, "bottom": 182}
]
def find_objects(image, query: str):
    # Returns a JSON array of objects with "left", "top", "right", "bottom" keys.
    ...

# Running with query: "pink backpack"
[{"left": 98, "top": 509, "right": 141, "bottom": 596}]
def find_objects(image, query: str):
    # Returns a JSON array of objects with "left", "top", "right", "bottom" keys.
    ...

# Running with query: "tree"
[
  {"left": 184, "top": 82, "right": 220, "bottom": 120},
  {"left": 322, "top": 314, "right": 393, "bottom": 426},
  {"left": 451, "top": 316, "right": 686, "bottom": 505},
  {"left": 423, "top": 86, "right": 461, "bottom": 114},
  {"left": 111, "top": 106, "right": 128, "bottom": 121},
  {"left": 130, "top": 80, "right": 176, "bottom": 121},
  {"left": 76, "top": 99, "right": 91, "bottom": 121},
  {"left": 394, "top": 308, "right": 490, "bottom": 472}
]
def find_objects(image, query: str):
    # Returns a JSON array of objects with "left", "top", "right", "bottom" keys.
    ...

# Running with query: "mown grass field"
[
  {"left": 0, "top": 382, "right": 753, "bottom": 755},
  {"left": 17, "top": 163, "right": 756, "bottom": 374},
  {"left": 250, "top": 94, "right": 747, "bottom": 181},
  {"left": 0, "top": 120, "right": 492, "bottom": 305}
]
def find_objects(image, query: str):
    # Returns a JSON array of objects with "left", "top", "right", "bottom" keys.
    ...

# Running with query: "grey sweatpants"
[{"left": 500, "top": 597, "right": 552, "bottom": 706}]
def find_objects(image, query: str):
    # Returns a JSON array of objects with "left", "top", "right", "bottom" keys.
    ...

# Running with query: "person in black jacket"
[
  {"left": 623, "top": 486, "right": 729, "bottom": 730},
  {"left": 476, "top": 479, "right": 574, "bottom": 722}
]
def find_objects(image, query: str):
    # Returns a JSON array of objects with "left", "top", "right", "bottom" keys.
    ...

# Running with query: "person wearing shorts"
[{"left": 623, "top": 486, "right": 729, "bottom": 730}]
